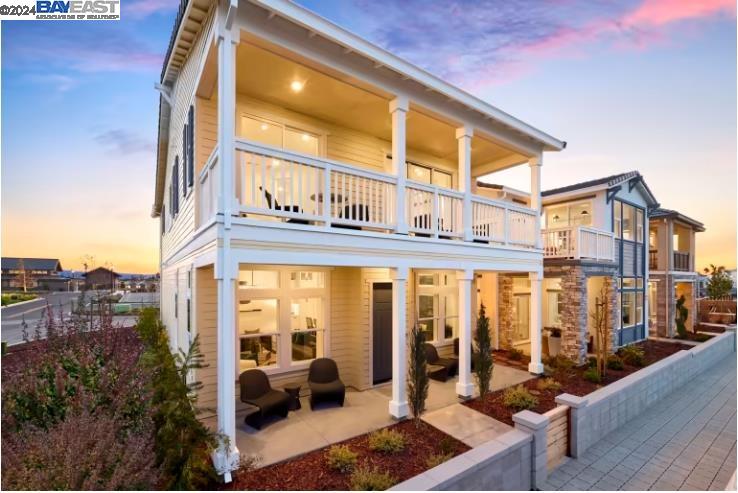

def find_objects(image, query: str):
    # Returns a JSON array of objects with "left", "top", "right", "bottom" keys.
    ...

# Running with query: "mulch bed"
[
  {"left": 697, "top": 323, "right": 727, "bottom": 333},
  {"left": 466, "top": 339, "right": 692, "bottom": 426},
  {"left": 227, "top": 420, "right": 470, "bottom": 491},
  {"left": 492, "top": 349, "right": 531, "bottom": 371},
  {"left": 675, "top": 331, "right": 715, "bottom": 342}
]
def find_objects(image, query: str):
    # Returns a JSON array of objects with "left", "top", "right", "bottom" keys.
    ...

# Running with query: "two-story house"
[
  {"left": 152, "top": 0, "right": 565, "bottom": 477},
  {"left": 648, "top": 208, "right": 705, "bottom": 337},
  {"left": 1, "top": 257, "right": 63, "bottom": 291},
  {"left": 529, "top": 172, "right": 659, "bottom": 364}
]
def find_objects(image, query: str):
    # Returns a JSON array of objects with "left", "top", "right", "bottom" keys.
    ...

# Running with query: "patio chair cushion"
[
  {"left": 424, "top": 343, "right": 458, "bottom": 377},
  {"left": 239, "top": 369, "right": 291, "bottom": 428},
  {"left": 307, "top": 358, "right": 346, "bottom": 408}
]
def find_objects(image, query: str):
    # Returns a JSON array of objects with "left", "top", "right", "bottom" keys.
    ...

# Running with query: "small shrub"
[
  {"left": 508, "top": 348, "right": 524, "bottom": 361},
  {"left": 349, "top": 466, "right": 396, "bottom": 491},
  {"left": 438, "top": 436, "right": 455, "bottom": 455},
  {"left": 502, "top": 385, "right": 538, "bottom": 411},
  {"left": 619, "top": 345, "right": 645, "bottom": 367},
  {"left": 583, "top": 367, "right": 601, "bottom": 383},
  {"left": 367, "top": 428, "right": 405, "bottom": 454},
  {"left": 474, "top": 304, "right": 494, "bottom": 397},
  {"left": 588, "top": 356, "right": 597, "bottom": 368},
  {"left": 537, "top": 377, "right": 561, "bottom": 392},
  {"left": 426, "top": 452, "right": 454, "bottom": 469},
  {"left": 325, "top": 445, "right": 358, "bottom": 473},
  {"left": 606, "top": 355, "right": 624, "bottom": 371},
  {"left": 407, "top": 323, "right": 429, "bottom": 423}
]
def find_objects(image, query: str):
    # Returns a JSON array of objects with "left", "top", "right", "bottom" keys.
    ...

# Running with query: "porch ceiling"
[{"left": 228, "top": 42, "right": 522, "bottom": 168}]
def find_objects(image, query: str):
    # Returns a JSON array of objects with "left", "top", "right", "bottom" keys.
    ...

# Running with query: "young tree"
[
  {"left": 703, "top": 264, "right": 734, "bottom": 299},
  {"left": 675, "top": 295, "right": 689, "bottom": 338},
  {"left": 407, "top": 322, "right": 429, "bottom": 425},
  {"left": 590, "top": 284, "right": 610, "bottom": 378},
  {"left": 473, "top": 303, "right": 494, "bottom": 398}
]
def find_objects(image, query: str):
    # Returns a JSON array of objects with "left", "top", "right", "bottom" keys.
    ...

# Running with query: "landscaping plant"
[
  {"left": 675, "top": 295, "right": 689, "bottom": 339},
  {"left": 367, "top": 428, "right": 406, "bottom": 454},
  {"left": 703, "top": 264, "right": 734, "bottom": 299},
  {"left": 537, "top": 377, "right": 561, "bottom": 392},
  {"left": 136, "top": 308, "right": 218, "bottom": 490},
  {"left": 502, "top": 384, "right": 538, "bottom": 411},
  {"left": 590, "top": 284, "right": 610, "bottom": 380},
  {"left": 606, "top": 355, "right": 624, "bottom": 371},
  {"left": 508, "top": 347, "right": 524, "bottom": 361},
  {"left": 325, "top": 445, "right": 358, "bottom": 473},
  {"left": 583, "top": 367, "right": 601, "bottom": 383},
  {"left": 473, "top": 303, "right": 494, "bottom": 397},
  {"left": 619, "top": 345, "right": 645, "bottom": 367},
  {"left": 407, "top": 322, "right": 429, "bottom": 424},
  {"left": 426, "top": 452, "right": 454, "bottom": 468},
  {"left": 349, "top": 466, "right": 396, "bottom": 491}
]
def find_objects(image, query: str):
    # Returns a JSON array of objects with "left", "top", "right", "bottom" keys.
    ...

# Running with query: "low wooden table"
[{"left": 284, "top": 384, "right": 302, "bottom": 411}]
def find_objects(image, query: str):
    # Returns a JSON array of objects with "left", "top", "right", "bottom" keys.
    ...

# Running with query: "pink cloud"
[{"left": 623, "top": 0, "right": 736, "bottom": 28}]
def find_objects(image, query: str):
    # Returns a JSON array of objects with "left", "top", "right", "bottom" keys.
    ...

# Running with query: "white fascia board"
[
  {"left": 542, "top": 185, "right": 608, "bottom": 204},
  {"left": 250, "top": 0, "right": 565, "bottom": 152}
]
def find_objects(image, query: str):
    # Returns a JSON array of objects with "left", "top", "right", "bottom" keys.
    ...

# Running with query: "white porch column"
[
  {"left": 217, "top": 20, "right": 238, "bottom": 228},
  {"left": 456, "top": 268, "right": 474, "bottom": 397},
  {"left": 389, "top": 266, "right": 409, "bottom": 418},
  {"left": 456, "top": 126, "right": 474, "bottom": 242},
  {"left": 212, "top": 13, "right": 239, "bottom": 482},
  {"left": 529, "top": 156, "right": 542, "bottom": 248},
  {"left": 528, "top": 271, "right": 544, "bottom": 374},
  {"left": 390, "top": 97, "right": 409, "bottom": 234}
]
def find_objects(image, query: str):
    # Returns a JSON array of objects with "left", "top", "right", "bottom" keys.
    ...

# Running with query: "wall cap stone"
[
  {"left": 513, "top": 410, "right": 550, "bottom": 430},
  {"left": 555, "top": 393, "right": 588, "bottom": 408}
]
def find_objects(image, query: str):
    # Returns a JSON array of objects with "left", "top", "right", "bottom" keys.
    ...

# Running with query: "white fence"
[
  {"left": 541, "top": 226, "right": 614, "bottom": 261},
  {"left": 196, "top": 140, "right": 539, "bottom": 251}
]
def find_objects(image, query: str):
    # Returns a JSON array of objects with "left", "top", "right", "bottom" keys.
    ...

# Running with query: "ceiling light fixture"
[
  {"left": 260, "top": 123, "right": 269, "bottom": 131},
  {"left": 290, "top": 80, "right": 304, "bottom": 93},
  {"left": 301, "top": 133, "right": 310, "bottom": 141}
]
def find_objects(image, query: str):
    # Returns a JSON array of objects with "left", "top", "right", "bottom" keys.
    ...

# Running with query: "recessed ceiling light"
[
  {"left": 260, "top": 123, "right": 269, "bottom": 131},
  {"left": 272, "top": 159, "right": 280, "bottom": 167},
  {"left": 301, "top": 133, "right": 310, "bottom": 141},
  {"left": 290, "top": 80, "right": 304, "bottom": 92}
]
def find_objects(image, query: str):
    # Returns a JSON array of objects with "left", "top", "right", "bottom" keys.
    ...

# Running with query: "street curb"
[{"left": 0, "top": 296, "right": 42, "bottom": 310}]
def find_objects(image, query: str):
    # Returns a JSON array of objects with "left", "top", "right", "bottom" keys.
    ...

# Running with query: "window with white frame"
[
  {"left": 237, "top": 267, "right": 327, "bottom": 371},
  {"left": 545, "top": 279, "right": 563, "bottom": 327},
  {"left": 240, "top": 114, "right": 321, "bottom": 156},
  {"left": 407, "top": 162, "right": 453, "bottom": 189},
  {"left": 543, "top": 200, "right": 593, "bottom": 229},
  {"left": 416, "top": 271, "right": 458, "bottom": 343}
]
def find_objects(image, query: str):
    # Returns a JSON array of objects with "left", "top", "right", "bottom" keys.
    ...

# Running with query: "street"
[{"left": 1, "top": 292, "right": 139, "bottom": 345}]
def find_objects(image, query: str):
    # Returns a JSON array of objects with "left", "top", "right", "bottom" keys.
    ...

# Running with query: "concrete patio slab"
[{"left": 422, "top": 403, "right": 512, "bottom": 447}]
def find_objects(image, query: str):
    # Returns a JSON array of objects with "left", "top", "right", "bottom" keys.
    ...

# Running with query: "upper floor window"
[
  {"left": 543, "top": 200, "right": 592, "bottom": 229},
  {"left": 240, "top": 115, "right": 320, "bottom": 156},
  {"left": 614, "top": 201, "right": 643, "bottom": 243},
  {"left": 649, "top": 230, "right": 657, "bottom": 249},
  {"left": 407, "top": 162, "right": 453, "bottom": 189}
]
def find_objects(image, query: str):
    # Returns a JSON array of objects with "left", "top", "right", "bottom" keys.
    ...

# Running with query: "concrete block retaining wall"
[
  {"left": 560, "top": 330, "right": 736, "bottom": 457},
  {"left": 390, "top": 429, "right": 532, "bottom": 491}
]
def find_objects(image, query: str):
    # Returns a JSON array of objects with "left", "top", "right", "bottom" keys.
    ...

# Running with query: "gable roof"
[
  {"left": 1, "top": 257, "right": 62, "bottom": 271},
  {"left": 649, "top": 208, "right": 705, "bottom": 232},
  {"left": 542, "top": 171, "right": 659, "bottom": 207},
  {"left": 84, "top": 267, "right": 121, "bottom": 278}
]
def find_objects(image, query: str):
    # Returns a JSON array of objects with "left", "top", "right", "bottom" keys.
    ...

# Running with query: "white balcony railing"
[
  {"left": 196, "top": 139, "right": 539, "bottom": 250},
  {"left": 541, "top": 226, "right": 614, "bottom": 261}
]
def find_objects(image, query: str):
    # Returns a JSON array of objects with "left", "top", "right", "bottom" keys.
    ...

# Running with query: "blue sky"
[{"left": 2, "top": 0, "right": 736, "bottom": 272}]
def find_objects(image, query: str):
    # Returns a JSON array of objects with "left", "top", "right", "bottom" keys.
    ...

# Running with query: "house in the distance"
[
  {"left": 1, "top": 257, "right": 63, "bottom": 291},
  {"left": 84, "top": 267, "right": 120, "bottom": 291},
  {"left": 648, "top": 208, "right": 705, "bottom": 336}
]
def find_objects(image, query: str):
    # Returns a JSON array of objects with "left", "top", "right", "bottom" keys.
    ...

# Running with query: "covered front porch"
[{"left": 193, "top": 260, "right": 546, "bottom": 472}]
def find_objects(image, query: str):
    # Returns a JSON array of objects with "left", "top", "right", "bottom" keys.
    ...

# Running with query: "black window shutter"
[
  {"left": 173, "top": 157, "right": 180, "bottom": 214},
  {"left": 187, "top": 106, "right": 194, "bottom": 187},
  {"left": 182, "top": 123, "right": 188, "bottom": 189}
]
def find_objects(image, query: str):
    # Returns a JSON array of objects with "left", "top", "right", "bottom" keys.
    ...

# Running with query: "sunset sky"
[{"left": 2, "top": 0, "right": 736, "bottom": 273}]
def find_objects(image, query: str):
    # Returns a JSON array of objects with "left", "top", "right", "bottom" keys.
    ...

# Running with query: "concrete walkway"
[{"left": 543, "top": 355, "right": 737, "bottom": 491}]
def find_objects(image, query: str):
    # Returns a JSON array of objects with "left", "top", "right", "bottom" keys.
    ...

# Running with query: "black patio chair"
[
  {"left": 333, "top": 203, "right": 370, "bottom": 230},
  {"left": 259, "top": 186, "right": 309, "bottom": 225},
  {"left": 307, "top": 358, "right": 345, "bottom": 409},
  {"left": 239, "top": 369, "right": 291, "bottom": 429},
  {"left": 424, "top": 343, "right": 458, "bottom": 380}
]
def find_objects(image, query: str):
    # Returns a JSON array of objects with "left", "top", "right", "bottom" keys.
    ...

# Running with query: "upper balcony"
[
  {"left": 541, "top": 226, "right": 615, "bottom": 262},
  {"left": 186, "top": 9, "right": 563, "bottom": 256}
]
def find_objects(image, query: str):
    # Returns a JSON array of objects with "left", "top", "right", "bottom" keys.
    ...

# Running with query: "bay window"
[
  {"left": 238, "top": 267, "right": 328, "bottom": 372},
  {"left": 416, "top": 271, "right": 458, "bottom": 343}
]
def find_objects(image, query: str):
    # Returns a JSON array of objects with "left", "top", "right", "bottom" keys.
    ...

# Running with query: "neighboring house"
[
  {"left": 1, "top": 257, "right": 63, "bottom": 291},
  {"left": 534, "top": 172, "right": 659, "bottom": 364},
  {"left": 152, "top": 0, "right": 565, "bottom": 476},
  {"left": 648, "top": 208, "right": 705, "bottom": 337},
  {"left": 84, "top": 267, "right": 120, "bottom": 291}
]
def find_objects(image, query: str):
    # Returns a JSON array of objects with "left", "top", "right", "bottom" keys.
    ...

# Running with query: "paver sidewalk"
[{"left": 543, "top": 354, "right": 737, "bottom": 491}]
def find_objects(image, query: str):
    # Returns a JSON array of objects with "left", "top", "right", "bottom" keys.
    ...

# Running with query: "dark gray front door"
[{"left": 372, "top": 282, "right": 393, "bottom": 384}]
